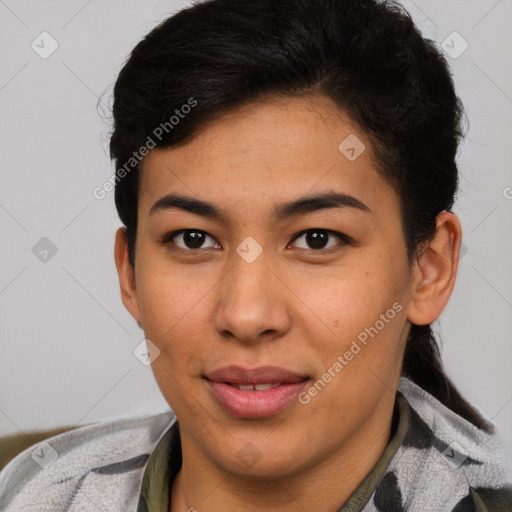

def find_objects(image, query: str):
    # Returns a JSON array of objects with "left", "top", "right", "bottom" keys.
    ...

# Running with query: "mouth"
[
  {"left": 224, "top": 382, "right": 284, "bottom": 391},
  {"left": 204, "top": 364, "right": 309, "bottom": 385},
  {"left": 204, "top": 365, "right": 310, "bottom": 418}
]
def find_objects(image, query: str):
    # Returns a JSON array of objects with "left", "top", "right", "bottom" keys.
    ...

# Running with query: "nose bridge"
[
  {"left": 226, "top": 239, "right": 272, "bottom": 307},
  {"left": 213, "top": 239, "right": 288, "bottom": 342}
]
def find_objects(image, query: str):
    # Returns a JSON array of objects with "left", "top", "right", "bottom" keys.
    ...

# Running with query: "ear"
[
  {"left": 406, "top": 211, "right": 462, "bottom": 325},
  {"left": 114, "top": 227, "right": 142, "bottom": 328}
]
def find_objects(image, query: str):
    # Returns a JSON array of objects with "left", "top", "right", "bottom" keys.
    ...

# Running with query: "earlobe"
[
  {"left": 406, "top": 211, "right": 462, "bottom": 325},
  {"left": 114, "top": 227, "right": 141, "bottom": 327}
]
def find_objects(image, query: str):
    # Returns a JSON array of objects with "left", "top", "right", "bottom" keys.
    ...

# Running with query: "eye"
[
  {"left": 289, "top": 229, "right": 349, "bottom": 252},
  {"left": 161, "top": 229, "right": 221, "bottom": 250},
  {"left": 161, "top": 228, "right": 350, "bottom": 253}
]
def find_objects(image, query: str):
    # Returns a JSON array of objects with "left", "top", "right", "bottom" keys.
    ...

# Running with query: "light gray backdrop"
[{"left": 1, "top": 0, "right": 511, "bottom": 462}]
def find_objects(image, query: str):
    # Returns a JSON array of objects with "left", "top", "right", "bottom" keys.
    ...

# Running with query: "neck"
[{"left": 170, "top": 393, "right": 398, "bottom": 512}]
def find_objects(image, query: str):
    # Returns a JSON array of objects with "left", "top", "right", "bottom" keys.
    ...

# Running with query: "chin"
[{"left": 208, "top": 439, "right": 313, "bottom": 481}]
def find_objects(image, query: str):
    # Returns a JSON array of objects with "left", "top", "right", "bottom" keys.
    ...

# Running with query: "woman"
[{"left": 0, "top": 0, "right": 510, "bottom": 510}]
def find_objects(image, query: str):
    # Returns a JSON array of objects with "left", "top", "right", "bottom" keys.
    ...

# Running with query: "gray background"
[{"left": 1, "top": 0, "right": 511, "bottom": 462}]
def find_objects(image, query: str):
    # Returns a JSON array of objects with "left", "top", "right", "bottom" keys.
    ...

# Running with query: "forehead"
[{"left": 138, "top": 95, "right": 397, "bottom": 220}]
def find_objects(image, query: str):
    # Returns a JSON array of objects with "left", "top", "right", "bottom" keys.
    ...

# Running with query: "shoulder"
[
  {"left": 397, "top": 376, "right": 510, "bottom": 472},
  {"left": 391, "top": 377, "right": 512, "bottom": 511},
  {"left": 0, "top": 409, "right": 176, "bottom": 511},
  {"left": 454, "top": 486, "right": 512, "bottom": 512}
]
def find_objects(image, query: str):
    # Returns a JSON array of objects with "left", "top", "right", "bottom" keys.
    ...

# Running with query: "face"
[{"left": 121, "top": 95, "right": 417, "bottom": 478}]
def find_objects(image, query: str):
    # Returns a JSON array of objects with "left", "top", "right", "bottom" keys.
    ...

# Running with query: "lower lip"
[{"left": 206, "top": 380, "right": 309, "bottom": 418}]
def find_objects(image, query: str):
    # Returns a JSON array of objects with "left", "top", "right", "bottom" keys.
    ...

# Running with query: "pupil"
[
  {"left": 185, "top": 230, "right": 205, "bottom": 249},
  {"left": 307, "top": 230, "right": 328, "bottom": 249}
]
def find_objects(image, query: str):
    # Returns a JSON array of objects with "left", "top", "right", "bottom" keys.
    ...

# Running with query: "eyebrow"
[{"left": 149, "top": 190, "right": 371, "bottom": 223}]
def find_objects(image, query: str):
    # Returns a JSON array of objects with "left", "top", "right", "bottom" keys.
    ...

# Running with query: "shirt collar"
[{"left": 137, "top": 418, "right": 181, "bottom": 512}]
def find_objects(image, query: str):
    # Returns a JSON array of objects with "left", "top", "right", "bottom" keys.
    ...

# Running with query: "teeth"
[
  {"left": 231, "top": 382, "right": 282, "bottom": 391},
  {"left": 254, "top": 383, "right": 272, "bottom": 391}
]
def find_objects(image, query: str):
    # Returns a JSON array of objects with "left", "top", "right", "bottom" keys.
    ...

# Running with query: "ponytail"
[{"left": 402, "top": 324, "right": 492, "bottom": 433}]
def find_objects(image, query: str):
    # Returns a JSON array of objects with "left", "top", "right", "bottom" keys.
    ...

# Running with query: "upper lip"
[{"left": 204, "top": 365, "right": 309, "bottom": 385}]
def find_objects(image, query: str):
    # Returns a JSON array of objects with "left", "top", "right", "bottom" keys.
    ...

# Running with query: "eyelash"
[{"left": 160, "top": 228, "right": 351, "bottom": 254}]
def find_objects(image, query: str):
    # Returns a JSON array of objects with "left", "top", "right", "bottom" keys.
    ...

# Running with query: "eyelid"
[
  {"left": 161, "top": 229, "right": 219, "bottom": 250},
  {"left": 161, "top": 228, "right": 351, "bottom": 253}
]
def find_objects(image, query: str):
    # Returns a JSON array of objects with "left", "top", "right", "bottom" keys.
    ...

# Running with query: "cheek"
[
  {"left": 136, "top": 246, "right": 205, "bottom": 323},
  {"left": 295, "top": 261, "right": 403, "bottom": 335},
  {"left": 135, "top": 258, "right": 222, "bottom": 375},
  {"left": 290, "top": 255, "right": 408, "bottom": 377},
  {"left": 139, "top": 268, "right": 208, "bottom": 410}
]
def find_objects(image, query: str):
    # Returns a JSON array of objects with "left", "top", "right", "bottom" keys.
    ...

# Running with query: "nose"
[{"left": 213, "top": 247, "right": 291, "bottom": 345}]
